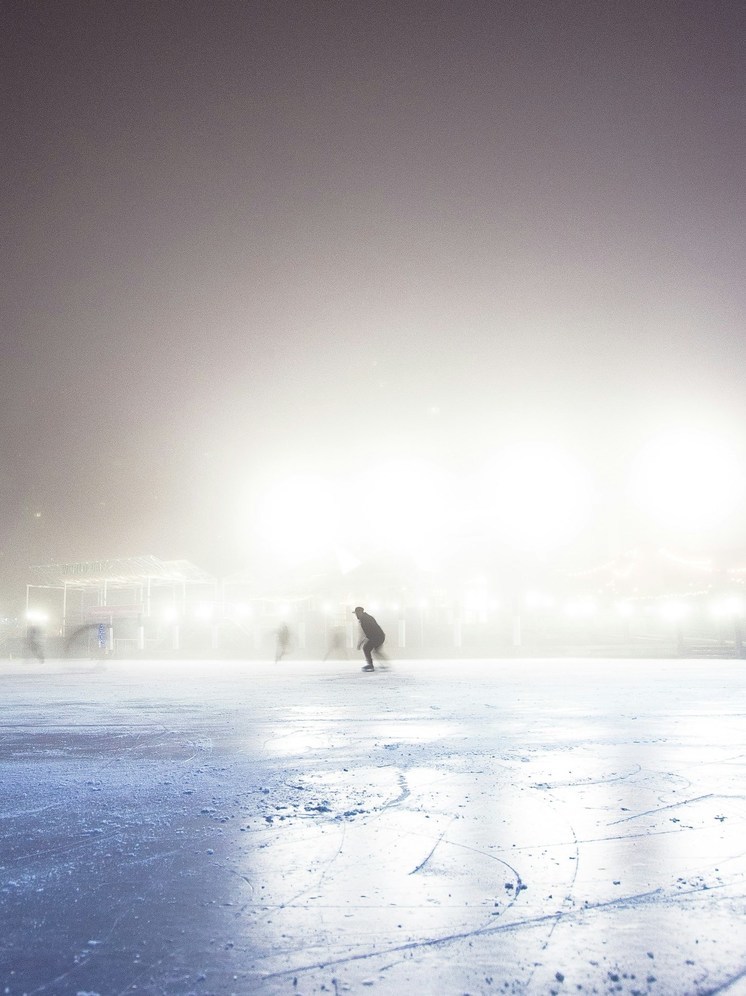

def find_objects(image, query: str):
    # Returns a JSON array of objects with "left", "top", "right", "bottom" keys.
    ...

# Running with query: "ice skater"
[
  {"left": 275, "top": 623, "right": 291, "bottom": 663},
  {"left": 24, "top": 625, "right": 45, "bottom": 664},
  {"left": 322, "top": 625, "right": 347, "bottom": 661},
  {"left": 353, "top": 606, "right": 386, "bottom": 671}
]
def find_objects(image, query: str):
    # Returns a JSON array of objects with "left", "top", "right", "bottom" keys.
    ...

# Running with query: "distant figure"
[
  {"left": 353, "top": 606, "right": 386, "bottom": 671},
  {"left": 322, "top": 625, "right": 347, "bottom": 661},
  {"left": 24, "top": 625, "right": 45, "bottom": 664},
  {"left": 275, "top": 623, "right": 291, "bottom": 663}
]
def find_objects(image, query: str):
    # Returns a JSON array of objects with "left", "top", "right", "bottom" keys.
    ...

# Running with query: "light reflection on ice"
[
  {"left": 1, "top": 657, "right": 744, "bottom": 994},
  {"left": 264, "top": 720, "right": 458, "bottom": 755}
]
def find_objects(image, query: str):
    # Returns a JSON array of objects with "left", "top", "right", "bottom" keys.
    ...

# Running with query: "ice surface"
[{"left": 1, "top": 657, "right": 745, "bottom": 995}]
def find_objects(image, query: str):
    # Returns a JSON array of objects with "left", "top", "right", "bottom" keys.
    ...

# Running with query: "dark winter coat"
[{"left": 358, "top": 612, "right": 385, "bottom": 645}]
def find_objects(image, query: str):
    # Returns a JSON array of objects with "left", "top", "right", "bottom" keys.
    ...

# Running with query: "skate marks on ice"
[
  {"left": 1, "top": 657, "right": 745, "bottom": 994},
  {"left": 231, "top": 718, "right": 746, "bottom": 990},
  {"left": 244, "top": 770, "right": 745, "bottom": 995},
  {"left": 0, "top": 721, "right": 229, "bottom": 996}
]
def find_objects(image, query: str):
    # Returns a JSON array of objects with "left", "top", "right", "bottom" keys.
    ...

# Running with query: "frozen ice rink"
[{"left": 1, "top": 656, "right": 744, "bottom": 996}]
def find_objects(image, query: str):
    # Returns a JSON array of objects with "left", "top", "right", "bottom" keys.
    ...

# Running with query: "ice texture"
[{"left": 1, "top": 657, "right": 745, "bottom": 994}]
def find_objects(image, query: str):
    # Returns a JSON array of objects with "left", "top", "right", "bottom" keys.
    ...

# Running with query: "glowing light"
[
  {"left": 354, "top": 460, "right": 451, "bottom": 560},
  {"left": 563, "top": 598, "right": 597, "bottom": 618},
  {"left": 25, "top": 609, "right": 48, "bottom": 624},
  {"left": 463, "top": 589, "right": 492, "bottom": 613},
  {"left": 334, "top": 546, "right": 361, "bottom": 575},
  {"left": 660, "top": 549, "right": 713, "bottom": 572},
  {"left": 525, "top": 590, "right": 555, "bottom": 609},
  {"left": 659, "top": 600, "right": 689, "bottom": 622},
  {"left": 475, "top": 443, "right": 594, "bottom": 554},
  {"left": 628, "top": 429, "right": 744, "bottom": 534},
  {"left": 161, "top": 606, "right": 179, "bottom": 623},
  {"left": 256, "top": 474, "right": 341, "bottom": 565},
  {"left": 709, "top": 596, "right": 743, "bottom": 619},
  {"left": 194, "top": 602, "right": 214, "bottom": 622}
]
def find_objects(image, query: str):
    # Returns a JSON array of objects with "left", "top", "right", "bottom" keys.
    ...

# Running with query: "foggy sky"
[{"left": 1, "top": 0, "right": 744, "bottom": 599}]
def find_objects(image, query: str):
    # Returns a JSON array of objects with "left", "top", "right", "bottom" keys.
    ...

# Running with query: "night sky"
[{"left": 1, "top": 0, "right": 744, "bottom": 602}]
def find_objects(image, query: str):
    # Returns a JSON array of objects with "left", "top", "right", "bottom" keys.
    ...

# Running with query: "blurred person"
[
  {"left": 24, "top": 625, "right": 45, "bottom": 664},
  {"left": 64, "top": 623, "right": 93, "bottom": 657},
  {"left": 65, "top": 622, "right": 112, "bottom": 659},
  {"left": 275, "top": 622, "right": 291, "bottom": 663},
  {"left": 322, "top": 625, "right": 348, "bottom": 661},
  {"left": 353, "top": 606, "right": 386, "bottom": 671}
]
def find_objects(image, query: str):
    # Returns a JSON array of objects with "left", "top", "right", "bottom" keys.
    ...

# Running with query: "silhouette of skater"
[
  {"left": 353, "top": 606, "right": 386, "bottom": 671},
  {"left": 275, "top": 623, "right": 291, "bottom": 663},
  {"left": 24, "top": 625, "right": 45, "bottom": 664},
  {"left": 322, "top": 625, "right": 347, "bottom": 661}
]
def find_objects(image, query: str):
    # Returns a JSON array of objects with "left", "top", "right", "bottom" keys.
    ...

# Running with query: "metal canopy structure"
[
  {"left": 29, "top": 555, "right": 215, "bottom": 588},
  {"left": 26, "top": 556, "right": 218, "bottom": 646}
]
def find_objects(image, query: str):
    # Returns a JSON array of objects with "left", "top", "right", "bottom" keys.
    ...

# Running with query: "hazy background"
[{"left": 2, "top": 0, "right": 744, "bottom": 605}]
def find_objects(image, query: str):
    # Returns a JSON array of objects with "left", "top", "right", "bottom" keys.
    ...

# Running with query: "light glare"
[{"left": 628, "top": 430, "right": 743, "bottom": 534}]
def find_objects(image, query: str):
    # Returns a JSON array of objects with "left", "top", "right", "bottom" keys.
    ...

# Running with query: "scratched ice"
[{"left": 1, "top": 657, "right": 744, "bottom": 995}]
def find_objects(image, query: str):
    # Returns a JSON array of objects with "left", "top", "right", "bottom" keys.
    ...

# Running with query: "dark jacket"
[{"left": 358, "top": 612, "right": 385, "bottom": 644}]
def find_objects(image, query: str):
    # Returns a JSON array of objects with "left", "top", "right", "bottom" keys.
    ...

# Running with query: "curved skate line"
[
  {"left": 383, "top": 771, "right": 411, "bottom": 809},
  {"left": 408, "top": 820, "right": 454, "bottom": 875}
]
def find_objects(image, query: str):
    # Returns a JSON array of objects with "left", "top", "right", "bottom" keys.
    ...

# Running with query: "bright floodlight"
[
  {"left": 659, "top": 600, "right": 689, "bottom": 622},
  {"left": 354, "top": 459, "right": 451, "bottom": 560},
  {"left": 709, "top": 595, "right": 744, "bottom": 618},
  {"left": 256, "top": 474, "right": 341, "bottom": 564},
  {"left": 525, "top": 589, "right": 555, "bottom": 609},
  {"left": 476, "top": 443, "right": 594, "bottom": 554},
  {"left": 563, "top": 598, "right": 597, "bottom": 618},
  {"left": 628, "top": 429, "right": 744, "bottom": 534},
  {"left": 463, "top": 588, "right": 492, "bottom": 613}
]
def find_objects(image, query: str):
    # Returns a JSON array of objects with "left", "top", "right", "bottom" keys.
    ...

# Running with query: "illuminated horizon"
[{"left": 1, "top": 3, "right": 744, "bottom": 608}]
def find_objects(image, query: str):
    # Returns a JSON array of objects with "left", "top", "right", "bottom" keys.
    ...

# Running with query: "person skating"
[
  {"left": 275, "top": 623, "right": 291, "bottom": 663},
  {"left": 353, "top": 606, "right": 385, "bottom": 671},
  {"left": 24, "top": 625, "right": 45, "bottom": 664},
  {"left": 322, "top": 625, "right": 347, "bottom": 661}
]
